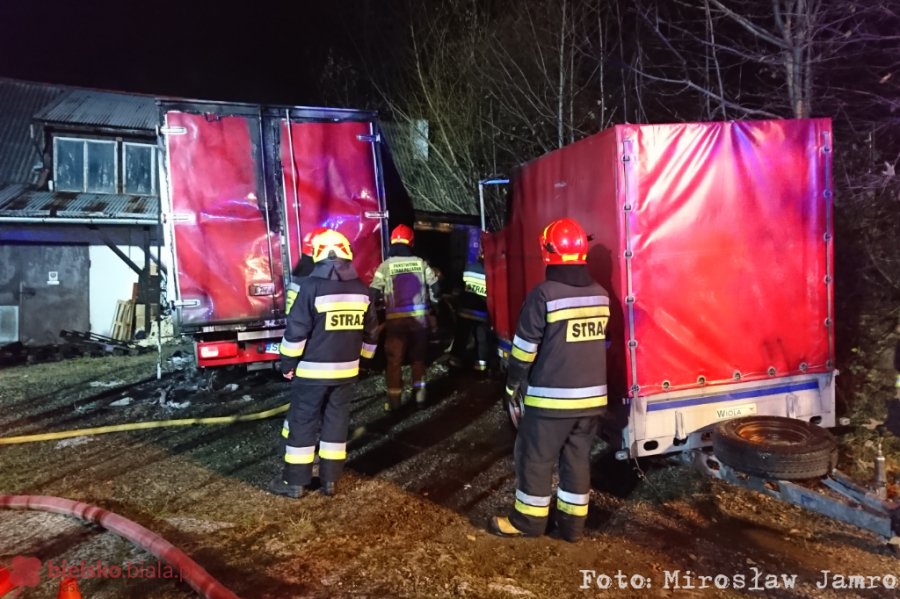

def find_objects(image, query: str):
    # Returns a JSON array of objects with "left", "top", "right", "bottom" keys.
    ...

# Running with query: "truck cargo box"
[
  {"left": 159, "top": 101, "right": 398, "bottom": 369},
  {"left": 484, "top": 119, "right": 835, "bottom": 457}
]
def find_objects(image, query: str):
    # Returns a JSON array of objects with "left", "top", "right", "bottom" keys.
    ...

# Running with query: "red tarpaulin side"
[
  {"left": 280, "top": 121, "right": 382, "bottom": 285},
  {"left": 625, "top": 119, "right": 832, "bottom": 395},
  {"left": 486, "top": 119, "right": 833, "bottom": 400},
  {"left": 485, "top": 128, "right": 622, "bottom": 343},
  {"left": 166, "top": 112, "right": 281, "bottom": 325}
]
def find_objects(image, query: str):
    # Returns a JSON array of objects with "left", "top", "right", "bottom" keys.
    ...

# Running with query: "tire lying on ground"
[{"left": 712, "top": 415, "right": 838, "bottom": 480}]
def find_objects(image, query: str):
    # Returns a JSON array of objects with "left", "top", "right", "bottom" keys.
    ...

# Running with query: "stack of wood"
[
  {"left": 110, "top": 300, "right": 135, "bottom": 341},
  {"left": 109, "top": 284, "right": 159, "bottom": 341}
]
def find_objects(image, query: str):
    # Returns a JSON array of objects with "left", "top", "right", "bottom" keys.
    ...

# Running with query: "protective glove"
[{"left": 505, "top": 384, "right": 524, "bottom": 428}]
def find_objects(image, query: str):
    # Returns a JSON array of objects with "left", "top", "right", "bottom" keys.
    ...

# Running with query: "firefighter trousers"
[
  {"left": 282, "top": 383, "right": 352, "bottom": 486},
  {"left": 383, "top": 317, "right": 428, "bottom": 403},
  {"left": 451, "top": 317, "right": 494, "bottom": 371},
  {"left": 508, "top": 415, "right": 598, "bottom": 540}
]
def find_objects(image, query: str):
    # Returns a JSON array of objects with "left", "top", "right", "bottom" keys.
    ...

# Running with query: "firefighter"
[
  {"left": 271, "top": 229, "right": 379, "bottom": 498},
  {"left": 370, "top": 224, "right": 440, "bottom": 411},
  {"left": 449, "top": 249, "right": 494, "bottom": 372},
  {"left": 491, "top": 217, "right": 610, "bottom": 542},
  {"left": 285, "top": 226, "right": 329, "bottom": 314}
]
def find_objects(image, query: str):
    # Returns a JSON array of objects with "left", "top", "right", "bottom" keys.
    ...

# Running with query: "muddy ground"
[{"left": 1, "top": 345, "right": 899, "bottom": 599}]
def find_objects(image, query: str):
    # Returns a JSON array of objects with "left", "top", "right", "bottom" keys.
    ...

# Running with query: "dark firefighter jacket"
[
  {"left": 279, "top": 259, "right": 379, "bottom": 385},
  {"left": 459, "top": 261, "right": 488, "bottom": 322},
  {"left": 285, "top": 254, "right": 315, "bottom": 314},
  {"left": 506, "top": 265, "right": 610, "bottom": 419}
]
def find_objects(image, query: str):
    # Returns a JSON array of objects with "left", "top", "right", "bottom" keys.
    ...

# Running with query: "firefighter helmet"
[
  {"left": 540, "top": 218, "right": 588, "bottom": 265},
  {"left": 312, "top": 229, "right": 353, "bottom": 263},
  {"left": 390, "top": 224, "right": 415, "bottom": 245},
  {"left": 301, "top": 226, "right": 330, "bottom": 256}
]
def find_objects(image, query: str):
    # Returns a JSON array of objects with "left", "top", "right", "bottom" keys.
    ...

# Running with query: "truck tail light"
[{"left": 198, "top": 341, "right": 238, "bottom": 359}]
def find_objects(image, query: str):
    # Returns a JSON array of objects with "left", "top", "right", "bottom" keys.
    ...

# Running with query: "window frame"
[
  {"left": 122, "top": 141, "right": 158, "bottom": 196},
  {"left": 52, "top": 135, "right": 158, "bottom": 196}
]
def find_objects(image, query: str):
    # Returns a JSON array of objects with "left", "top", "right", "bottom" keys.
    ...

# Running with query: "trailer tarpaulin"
[
  {"left": 164, "top": 111, "right": 282, "bottom": 326},
  {"left": 485, "top": 119, "right": 833, "bottom": 400},
  {"left": 279, "top": 120, "right": 383, "bottom": 285}
]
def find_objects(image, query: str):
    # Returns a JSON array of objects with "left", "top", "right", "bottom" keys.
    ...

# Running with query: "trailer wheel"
[{"left": 712, "top": 416, "right": 837, "bottom": 480}]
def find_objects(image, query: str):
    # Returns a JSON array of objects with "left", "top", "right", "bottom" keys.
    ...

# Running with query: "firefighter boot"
[
  {"left": 489, "top": 516, "right": 528, "bottom": 538},
  {"left": 384, "top": 390, "right": 402, "bottom": 412},
  {"left": 320, "top": 481, "right": 336, "bottom": 497},
  {"left": 414, "top": 382, "right": 427, "bottom": 405},
  {"left": 268, "top": 477, "right": 304, "bottom": 499}
]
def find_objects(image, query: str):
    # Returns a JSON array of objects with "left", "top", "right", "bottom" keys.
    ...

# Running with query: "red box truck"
[
  {"left": 159, "top": 101, "right": 406, "bottom": 372},
  {"left": 484, "top": 119, "right": 835, "bottom": 458}
]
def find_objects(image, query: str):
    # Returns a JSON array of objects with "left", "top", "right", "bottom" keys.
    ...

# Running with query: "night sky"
[{"left": 0, "top": 0, "right": 369, "bottom": 104}]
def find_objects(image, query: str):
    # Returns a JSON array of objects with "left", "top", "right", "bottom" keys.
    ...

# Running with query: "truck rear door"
[
  {"left": 160, "top": 107, "right": 281, "bottom": 328},
  {"left": 278, "top": 116, "right": 386, "bottom": 285}
]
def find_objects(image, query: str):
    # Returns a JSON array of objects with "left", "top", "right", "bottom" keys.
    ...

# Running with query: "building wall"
[
  {"left": 0, "top": 244, "right": 89, "bottom": 344},
  {"left": 88, "top": 245, "right": 141, "bottom": 337}
]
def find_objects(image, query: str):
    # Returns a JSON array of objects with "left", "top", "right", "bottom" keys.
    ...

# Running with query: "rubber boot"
[{"left": 384, "top": 391, "right": 402, "bottom": 412}]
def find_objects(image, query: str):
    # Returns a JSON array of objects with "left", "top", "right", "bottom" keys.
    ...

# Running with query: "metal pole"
[
  {"left": 142, "top": 227, "right": 151, "bottom": 335},
  {"left": 256, "top": 111, "right": 277, "bottom": 300},
  {"left": 478, "top": 181, "right": 486, "bottom": 232},
  {"left": 286, "top": 109, "right": 301, "bottom": 269},
  {"left": 156, "top": 225, "right": 163, "bottom": 380},
  {"left": 0, "top": 217, "right": 158, "bottom": 226},
  {"left": 369, "top": 123, "right": 390, "bottom": 258},
  {"left": 476, "top": 178, "right": 509, "bottom": 233}
]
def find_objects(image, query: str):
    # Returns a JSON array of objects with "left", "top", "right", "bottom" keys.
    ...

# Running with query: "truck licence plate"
[
  {"left": 264, "top": 342, "right": 280, "bottom": 354},
  {"left": 712, "top": 403, "right": 757, "bottom": 420}
]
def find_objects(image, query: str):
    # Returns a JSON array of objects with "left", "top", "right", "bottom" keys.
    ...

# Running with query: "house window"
[
  {"left": 54, "top": 138, "right": 86, "bottom": 192},
  {"left": 87, "top": 140, "right": 116, "bottom": 193},
  {"left": 53, "top": 137, "right": 157, "bottom": 196},
  {"left": 123, "top": 143, "right": 157, "bottom": 195}
]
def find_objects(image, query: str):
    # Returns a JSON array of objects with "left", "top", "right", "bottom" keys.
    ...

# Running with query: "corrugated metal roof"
[
  {"left": 34, "top": 89, "right": 157, "bottom": 131},
  {"left": 0, "top": 183, "right": 25, "bottom": 205},
  {"left": 0, "top": 186, "right": 158, "bottom": 221},
  {"left": 0, "top": 79, "right": 67, "bottom": 186}
]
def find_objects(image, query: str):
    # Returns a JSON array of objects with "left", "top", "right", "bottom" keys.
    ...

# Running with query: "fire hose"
[
  {"left": 0, "top": 404, "right": 289, "bottom": 445},
  {"left": 0, "top": 495, "right": 240, "bottom": 599}
]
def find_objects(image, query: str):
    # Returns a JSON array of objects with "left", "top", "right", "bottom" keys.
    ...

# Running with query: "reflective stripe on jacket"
[{"left": 459, "top": 261, "right": 489, "bottom": 322}]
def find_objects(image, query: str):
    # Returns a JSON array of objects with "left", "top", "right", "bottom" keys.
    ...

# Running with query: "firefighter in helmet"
[
  {"left": 370, "top": 224, "right": 440, "bottom": 411},
  {"left": 285, "top": 226, "right": 329, "bottom": 314},
  {"left": 491, "top": 217, "right": 609, "bottom": 542},
  {"left": 272, "top": 229, "right": 379, "bottom": 498},
  {"left": 449, "top": 246, "right": 494, "bottom": 372}
]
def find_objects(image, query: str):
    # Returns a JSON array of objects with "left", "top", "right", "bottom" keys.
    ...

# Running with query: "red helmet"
[
  {"left": 390, "top": 224, "right": 415, "bottom": 245},
  {"left": 540, "top": 218, "right": 588, "bottom": 265},
  {"left": 301, "top": 226, "right": 330, "bottom": 256}
]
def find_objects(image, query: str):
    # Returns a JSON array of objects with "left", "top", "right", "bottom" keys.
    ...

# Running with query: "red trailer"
[
  {"left": 159, "top": 101, "right": 405, "bottom": 373},
  {"left": 485, "top": 119, "right": 836, "bottom": 459}
]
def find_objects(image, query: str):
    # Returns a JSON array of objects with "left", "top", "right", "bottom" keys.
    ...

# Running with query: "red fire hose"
[{"left": 0, "top": 495, "right": 240, "bottom": 599}]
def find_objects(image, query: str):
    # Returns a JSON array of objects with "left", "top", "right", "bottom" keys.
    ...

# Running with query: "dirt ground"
[{"left": 1, "top": 345, "right": 899, "bottom": 599}]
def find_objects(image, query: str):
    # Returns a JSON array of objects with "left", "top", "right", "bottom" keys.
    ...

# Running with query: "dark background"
[{"left": 0, "top": 0, "right": 383, "bottom": 104}]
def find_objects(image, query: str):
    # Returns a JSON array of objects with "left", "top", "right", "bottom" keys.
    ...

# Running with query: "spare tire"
[{"left": 712, "top": 416, "right": 837, "bottom": 480}]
